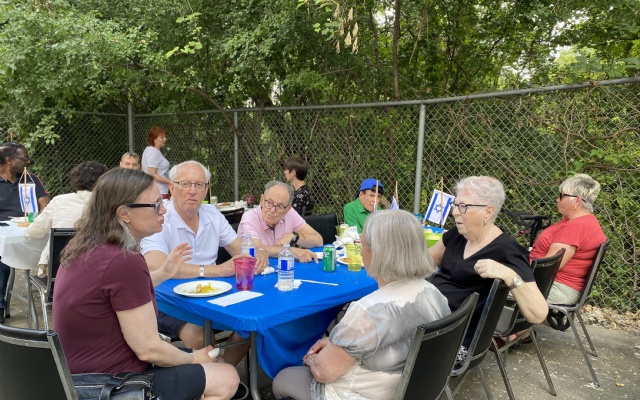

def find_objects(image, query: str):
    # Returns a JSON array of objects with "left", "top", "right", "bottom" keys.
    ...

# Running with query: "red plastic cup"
[{"left": 234, "top": 257, "right": 257, "bottom": 290}]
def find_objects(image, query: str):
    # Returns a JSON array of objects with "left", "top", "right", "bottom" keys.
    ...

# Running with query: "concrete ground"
[{"left": 5, "top": 270, "right": 639, "bottom": 399}]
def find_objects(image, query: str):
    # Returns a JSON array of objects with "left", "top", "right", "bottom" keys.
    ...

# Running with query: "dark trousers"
[{"left": 0, "top": 261, "right": 10, "bottom": 309}]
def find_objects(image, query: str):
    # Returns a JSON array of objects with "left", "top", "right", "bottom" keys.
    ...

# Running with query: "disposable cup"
[
  {"left": 345, "top": 243, "right": 363, "bottom": 272},
  {"left": 234, "top": 257, "right": 256, "bottom": 290}
]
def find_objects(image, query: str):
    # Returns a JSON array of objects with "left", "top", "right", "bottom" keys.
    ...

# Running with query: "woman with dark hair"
[
  {"left": 52, "top": 168, "right": 242, "bottom": 400},
  {"left": 141, "top": 126, "right": 171, "bottom": 198},
  {"left": 25, "top": 160, "right": 109, "bottom": 276}
]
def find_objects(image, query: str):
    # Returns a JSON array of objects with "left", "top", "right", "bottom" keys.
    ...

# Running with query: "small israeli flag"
[
  {"left": 19, "top": 183, "right": 38, "bottom": 214},
  {"left": 425, "top": 189, "right": 454, "bottom": 226},
  {"left": 390, "top": 196, "right": 399, "bottom": 210}
]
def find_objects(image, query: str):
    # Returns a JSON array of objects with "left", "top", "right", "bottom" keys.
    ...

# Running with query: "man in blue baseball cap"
[{"left": 342, "top": 178, "right": 384, "bottom": 233}]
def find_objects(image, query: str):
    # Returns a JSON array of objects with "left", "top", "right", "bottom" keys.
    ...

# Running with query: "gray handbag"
[{"left": 72, "top": 372, "right": 160, "bottom": 400}]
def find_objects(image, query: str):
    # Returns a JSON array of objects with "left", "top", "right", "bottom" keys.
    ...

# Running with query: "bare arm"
[
  {"left": 37, "top": 196, "right": 50, "bottom": 213},
  {"left": 302, "top": 338, "right": 356, "bottom": 383},
  {"left": 428, "top": 240, "right": 446, "bottom": 266},
  {"left": 275, "top": 224, "right": 323, "bottom": 248},
  {"left": 148, "top": 243, "right": 192, "bottom": 286},
  {"left": 117, "top": 302, "right": 217, "bottom": 367},
  {"left": 475, "top": 259, "right": 548, "bottom": 323},
  {"left": 544, "top": 242, "right": 577, "bottom": 270},
  {"left": 252, "top": 236, "right": 319, "bottom": 263},
  {"left": 146, "top": 166, "right": 171, "bottom": 185},
  {"left": 145, "top": 249, "right": 236, "bottom": 279}
]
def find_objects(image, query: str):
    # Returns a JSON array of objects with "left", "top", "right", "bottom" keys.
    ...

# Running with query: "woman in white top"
[
  {"left": 272, "top": 210, "right": 451, "bottom": 400},
  {"left": 141, "top": 126, "right": 171, "bottom": 198},
  {"left": 24, "top": 161, "right": 108, "bottom": 276}
]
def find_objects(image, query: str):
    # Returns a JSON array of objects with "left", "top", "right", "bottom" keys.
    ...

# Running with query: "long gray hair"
[{"left": 61, "top": 168, "right": 155, "bottom": 263}]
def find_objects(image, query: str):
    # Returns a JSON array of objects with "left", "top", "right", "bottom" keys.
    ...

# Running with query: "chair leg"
[
  {"left": 39, "top": 290, "right": 49, "bottom": 330},
  {"left": 477, "top": 368, "right": 494, "bottom": 400},
  {"left": 575, "top": 310, "right": 597, "bottom": 356},
  {"left": 565, "top": 310, "right": 600, "bottom": 387},
  {"left": 26, "top": 278, "right": 39, "bottom": 330},
  {"left": 449, "top": 370, "right": 469, "bottom": 397},
  {"left": 5, "top": 267, "right": 15, "bottom": 318},
  {"left": 444, "top": 385, "right": 454, "bottom": 400},
  {"left": 530, "top": 331, "right": 556, "bottom": 395},
  {"left": 492, "top": 347, "right": 516, "bottom": 400}
]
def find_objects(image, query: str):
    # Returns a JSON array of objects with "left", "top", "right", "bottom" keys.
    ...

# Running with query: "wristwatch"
[
  {"left": 199, "top": 265, "right": 205, "bottom": 278},
  {"left": 291, "top": 232, "right": 300, "bottom": 245},
  {"left": 508, "top": 275, "right": 523, "bottom": 290}
]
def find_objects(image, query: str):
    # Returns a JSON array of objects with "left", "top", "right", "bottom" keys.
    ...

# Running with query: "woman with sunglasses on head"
[
  {"left": 428, "top": 176, "right": 547, "bottom": 354},
  {"left": 530, "top": 174, "right": 606, "bottom": 306},
  {"left": 53, "top": 168, "right": 242, "bottom": 400}
]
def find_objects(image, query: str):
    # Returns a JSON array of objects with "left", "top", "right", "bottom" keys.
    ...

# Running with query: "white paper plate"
[
  {"left": 173, "top": 280, "right": 232, "bottom": 297},
  {"left": 10, "top": 217, "right": 28, "bottom": 222},
  {"left": 337, "top": 256, "right": 363, "bottom": 267}
]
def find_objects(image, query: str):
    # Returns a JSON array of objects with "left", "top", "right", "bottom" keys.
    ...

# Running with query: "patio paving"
[{"left": 5, "top": 270, "right": 639, "bottom": 399}]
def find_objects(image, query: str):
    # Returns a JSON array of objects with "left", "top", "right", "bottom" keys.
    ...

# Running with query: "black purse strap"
[{"left": 99, "top": 372, "right": 144, "bottom": 400}]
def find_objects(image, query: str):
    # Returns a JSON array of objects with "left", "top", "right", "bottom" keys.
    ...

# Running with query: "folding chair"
[
  {"left": 547, "top": 240, "right": 609, "bottom": 387},
  {"left": 222, "top": 207, "right": 245, "bottom": 224},
  {"left": 492, "top": 248, "right": 565, "bottom": 399},
  {"left": 394, "top": 293, "right": 478, "bottom": 400},
  {"left": 27, "top": 228, "right": 76, "bottom": 330},
  {"left": 449, "top": 279, "right": 511, "bottom": 399},
  {"left": 0, "top": 324, "right": 78, "bottom": 400},
  {"left": 302, "top": 212, "right": 338, "bottom": 244}
]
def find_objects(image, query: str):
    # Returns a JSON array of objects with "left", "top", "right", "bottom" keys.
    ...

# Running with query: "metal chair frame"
[
  {"left": 27, "top": 228, "right": 76, "bottom": 330},
  {"left": 547, "top": 240, "right": 609, "bottom": 387},
  {"left": 492, "top": 248, "right": 565, "bottom": 399},
  {"left": 394, "top": 293, "right": 479, "bottom": 400}
]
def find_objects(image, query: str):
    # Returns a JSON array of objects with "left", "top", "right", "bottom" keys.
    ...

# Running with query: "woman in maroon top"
[{"left": 53, "top": 168, "right": 241, "bottom": 400}]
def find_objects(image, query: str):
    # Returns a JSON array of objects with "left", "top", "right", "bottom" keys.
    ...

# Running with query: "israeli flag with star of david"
[
  {"left": 425, "top": 189, "right": 454, "bottom": 226},
  {"left": 19, "top": 182, "right": 38, "bottom": 214}
]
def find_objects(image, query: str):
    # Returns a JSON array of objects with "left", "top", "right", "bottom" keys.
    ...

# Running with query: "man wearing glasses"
[
  {"left": 0, "top": 142, "right": 50, "bottom": 323},
  {"left": 238, "top": 180, "right": 323, "bottom": 262},
  {"left": 141, "top": 160, "right": 267, "bottom": 365}
]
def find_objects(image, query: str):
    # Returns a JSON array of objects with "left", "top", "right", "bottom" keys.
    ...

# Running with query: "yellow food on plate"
[
  {"left": 218, "top": 202, "right": 233, "bottom": 207},
  {"left": 187, "top": 282, "right": 219, "bottom": 294}
]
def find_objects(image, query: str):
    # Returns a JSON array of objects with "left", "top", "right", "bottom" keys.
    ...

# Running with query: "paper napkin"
[{"left": 208, "top": 291, "right": 263, "bottom": 307}]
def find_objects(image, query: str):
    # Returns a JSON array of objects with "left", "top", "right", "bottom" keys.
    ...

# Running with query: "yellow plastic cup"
[{"left": 345, "top": 242, "right": 363, "bottom": 272}]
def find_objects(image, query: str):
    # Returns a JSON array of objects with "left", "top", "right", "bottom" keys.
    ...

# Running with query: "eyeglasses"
[
  {"left": 12, "top": 156, "right": 30, "bottom": 162},
  {"left": 127, "top": 198, "right": 163, "bottom": 214},
  {"left": 559, "top": 193, "right": 578, "bottom": 199},
  {"left": 452, "top": 203, "right": 488, "bottom": 214},
  {"left": 263, "top": 198, "right": 288, "bottom": 213},
  {"left": 173, "top": 181, "right": 209, "bottom": 190}
]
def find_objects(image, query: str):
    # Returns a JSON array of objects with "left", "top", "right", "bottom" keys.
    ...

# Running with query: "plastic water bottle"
[
  {"left": 240, "top": 234, "right": 255, "bottom": 257},
  {"left": 277, "top": 244, "right": 295, "bottom": 291}
]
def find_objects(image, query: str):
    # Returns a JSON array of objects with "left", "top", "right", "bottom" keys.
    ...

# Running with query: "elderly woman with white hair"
[
  {"left": 272, "top": 210, "right": 450, "bottom": 400},
  {"left": 530, "top": 174, "right": 606, "bottom": 306},
  {"left": 429, "top": 176, "right": 548, "bottom": 350}
]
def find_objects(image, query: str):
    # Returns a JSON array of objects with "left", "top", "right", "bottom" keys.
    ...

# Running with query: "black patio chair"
[
  {"left": 302, "top": 212, "right": 338, "bottom": 244},
  {"left": 0, "top": 324, "right": 78, "bottom": 399},
  {"left": 221, "top": 207, "right": 245, "bottom": 225},
  {"left": 394, "top": 293, "right": 478, "bottom": 400},
  {"left": 449, "top": 279, "right": 511, "bottom": 399},
  {"left": 492, "top": 248, "right": 565, "bottom": 399},
  {"left": 216, "top": 222, "right": 240, "bottom": 265},
  {"left": 27, "top": 228, "right": 76, "bottom": 330},
  {"left": 547, "top": 240, "right": 609, "bottom": 387}
]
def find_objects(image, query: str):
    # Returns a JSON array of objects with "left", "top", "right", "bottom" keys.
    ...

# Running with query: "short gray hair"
[
  {"left": 264, "top": 180, "right": 294, "bottom": 205},
  {"left": 456, "top": 176, "right": 505, "bottom": 222},
  {"left": 559, "top": 173, "right": 600, "bottom": 212},
  {"left": 120, "top": 152, "right": 139, "bottom": 161},
  {"left": 361, "top": 210, "right": 437, "bottom": 282},
  {"left": 169, "top": 160, "right": 211, "bottom": 182}
]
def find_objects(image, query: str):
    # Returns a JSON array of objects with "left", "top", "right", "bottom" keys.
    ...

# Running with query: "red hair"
[{"left": 146, "top": 126, "right": 167, "bottom": 146}]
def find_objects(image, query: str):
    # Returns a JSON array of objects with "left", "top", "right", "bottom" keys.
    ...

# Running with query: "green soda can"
[{"left": 322, "top": 244, "right": 336, "bottom": 272}]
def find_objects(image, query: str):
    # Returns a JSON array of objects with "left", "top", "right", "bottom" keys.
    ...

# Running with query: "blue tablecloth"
[{"left": 154, "top": 248, "right": 377, "bottom": 377}]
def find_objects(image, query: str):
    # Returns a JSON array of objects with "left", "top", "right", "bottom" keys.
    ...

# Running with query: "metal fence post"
[
  {"left": 234, "top": 111, "right": 239, "bottom": 201},
  {"left": 127, "top": 102, "right": 135, "bottom": 153},
  {"left": 413, "top": 104, "right": 426, "bottom": 214}
]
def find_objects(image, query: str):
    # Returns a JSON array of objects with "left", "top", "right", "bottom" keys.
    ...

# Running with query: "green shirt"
[{"left": 343, "top": 199, "right": 380, "bottom": 233}]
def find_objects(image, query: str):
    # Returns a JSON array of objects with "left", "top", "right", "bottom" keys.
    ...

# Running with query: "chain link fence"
[{"left": 2, "top": 79, "right": 639, "bottom": 313}]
